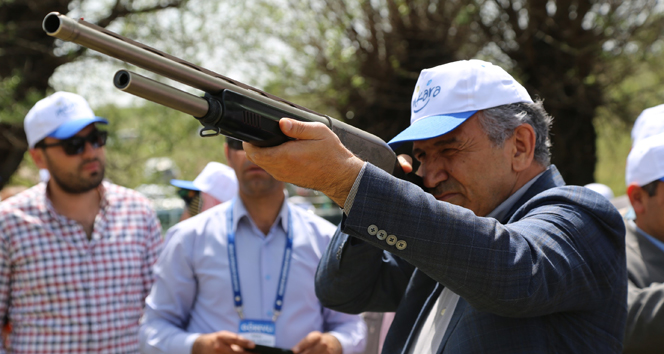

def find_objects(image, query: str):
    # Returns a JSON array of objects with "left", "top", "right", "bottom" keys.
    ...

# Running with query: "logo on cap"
[
  {"left": 412, "top": 80, "right": 441, "bottom": 113},
  {"left": 55, "top": 100, "right": 76, "bottom": 118}
]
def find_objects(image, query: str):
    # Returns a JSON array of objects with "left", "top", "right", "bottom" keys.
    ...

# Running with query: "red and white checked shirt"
[{"left": 0, "top": 181, "right": 163, "bottom": 354}]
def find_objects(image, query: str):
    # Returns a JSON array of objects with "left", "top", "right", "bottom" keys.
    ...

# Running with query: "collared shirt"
[
  {"left": 632, "top": 220, "right": 664, "bottom": 254},
  {"left": 140, "top": 197, "right": 367, "bottom": 354},
  {"left": 0, "top": 181, "right": 163, "bottom": 354},
  {"left": 408, "top": 170, "right": 545, "bottom": 354}
]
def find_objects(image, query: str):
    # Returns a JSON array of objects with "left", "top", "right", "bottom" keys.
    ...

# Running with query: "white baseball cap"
[
  {"left": 626, "top": 132, "right": 664, "bottom": 186},
  {"left": 171, "top": 162, "right": 238, "bottom": 203},
  {"left": 24, "top": 91, "right": 108, "bottom": 148},
  {"left": 388, "top": 60, "right": 533, "bottom": 148},
  {"left": 632, "top": 104, "right": 664, "bottom": 145}
]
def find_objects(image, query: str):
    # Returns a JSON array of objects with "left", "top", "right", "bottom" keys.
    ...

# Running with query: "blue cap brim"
[
  {"left": 170, "top": 179, "right": 199, "bottom": 191},
  {"left": 388, "top": 110, "right": 476, "bottom": 149},
  {"left": 48, "top": 117, "right": 109, "bottom": 140}
]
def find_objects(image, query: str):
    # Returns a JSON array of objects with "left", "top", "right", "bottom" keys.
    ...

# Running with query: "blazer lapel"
[
  {"left": 433, "top": 166, "right": 564, "bottom": 352},
  {"left": 391, "top": 165, "right": 566, "bottom": 354},
  {"left": 436, "top": 297, "right": 468, "bottom": 354},
  {"left": 504, "top": 165, "right": 565, "bottom": 222},
  {"left": 632, "top": 224, "right": 664, "bottom": 283},
  {"left": 384, "top": 269, "right": 441, "bottom": 354}
]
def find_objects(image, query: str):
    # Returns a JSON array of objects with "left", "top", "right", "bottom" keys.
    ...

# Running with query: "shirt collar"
[
  {"left": 230, "top": 195, "right": 290, "bottom": 236},
  {"left": 487, "top": 170, "right": 546, "bottom": 222},
  {"left": 631, "top": 219, "right": 664, "bottom": 253},
  {"left": 42, "top": 181, "right": 108, "bottom": 220}
]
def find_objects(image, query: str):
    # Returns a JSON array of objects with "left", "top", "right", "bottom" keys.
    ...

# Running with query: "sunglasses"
[
  {"left": 37, "top": 130, "right": 108, "bottom": 156},
  {"left": 177, "top": 188, "right": 200, "bottom": 202}
]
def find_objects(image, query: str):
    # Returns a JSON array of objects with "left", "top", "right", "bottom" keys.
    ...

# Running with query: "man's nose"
[
  {"left": 419, "top": 162, "right": 448, "bottom": 189},
  {"left": 81, "top": 140, "right": 100, "bottom": 157}
]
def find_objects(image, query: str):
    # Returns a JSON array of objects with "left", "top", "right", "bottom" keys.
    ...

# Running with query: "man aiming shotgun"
[{"left": 42, "top": 12, "right": 628, "bottom": 353}]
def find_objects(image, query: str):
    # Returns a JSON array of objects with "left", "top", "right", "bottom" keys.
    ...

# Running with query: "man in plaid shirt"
[{"left": 0, "top": 92, "right": 163, "bottom": 353}]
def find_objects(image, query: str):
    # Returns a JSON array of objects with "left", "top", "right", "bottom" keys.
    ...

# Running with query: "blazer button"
[
  {"left": 367, "top": 225, "right": 379, "bottom": 235},
  {"left": 386, "top": 235, "right": 397, "bottom": 245},
  {"left": 396, "top": 240, "right": 407, "bottom": 250},
  {"left": 376, "top": 230, "right": 388, "bottom": 240}
]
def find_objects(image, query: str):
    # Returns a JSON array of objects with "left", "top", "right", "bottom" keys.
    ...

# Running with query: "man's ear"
[
  {"left": 511, "top": 124, "right": 536, "bottom": 172},
  {"left": 627, "top": 183, "right": 646, "bottom": 214},
  {"left": 29, "top": 148, "right": 48, "bottom": 170}
]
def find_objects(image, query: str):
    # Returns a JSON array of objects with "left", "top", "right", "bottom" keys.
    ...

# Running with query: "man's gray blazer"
[
  {"left": 623, "top": 219, "right": 664, "bottom": 353},
  {"left": 316, "top": 165, "right": 627, "bottom": 353}
]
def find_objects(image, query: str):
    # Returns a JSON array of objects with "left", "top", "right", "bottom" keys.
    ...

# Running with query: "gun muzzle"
[{"left": 113, "top": 70, "right": 210, "bottom": 118}]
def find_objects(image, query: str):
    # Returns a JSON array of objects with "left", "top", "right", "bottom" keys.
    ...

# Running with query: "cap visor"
[
  {"left": 388, "top": 111, "right": 476, "bottom": 149},
  {"left": 48, "top": 117, "right": 109, "bottom": 140},
  {"left": 170, "top": 179, "right": 200, "bottom": 191}
]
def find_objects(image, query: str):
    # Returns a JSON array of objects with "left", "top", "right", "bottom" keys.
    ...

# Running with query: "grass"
[{"left": 594, "top": 118, "right": 631, "bottom": 198}]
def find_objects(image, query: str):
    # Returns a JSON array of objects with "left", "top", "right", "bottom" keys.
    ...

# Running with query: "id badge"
[{"left": 239, "top": 319, "right": 276, "bottom": 347}]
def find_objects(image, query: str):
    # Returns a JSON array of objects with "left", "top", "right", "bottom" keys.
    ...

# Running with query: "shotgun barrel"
[
  {"left": 113, "top": 70, "right": 209, "bottom": 118},
  {"left": 42, "top": 12, "right": 412, "bottom": 179}
]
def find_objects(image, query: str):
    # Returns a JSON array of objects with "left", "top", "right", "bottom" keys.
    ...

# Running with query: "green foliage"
[
  {"left": 594, "top": 46, "right": 664, "bottom": 196},
  {"left": 0, "top": 73, "right": 42, "bottom": 124},
  {"left": 594, "top": 118, "right": 630, "bottom": 197}
]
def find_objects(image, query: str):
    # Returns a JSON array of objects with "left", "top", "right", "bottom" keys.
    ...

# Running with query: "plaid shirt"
[{"left": 0, "top": 182, "right": 163, "bottom": 354}]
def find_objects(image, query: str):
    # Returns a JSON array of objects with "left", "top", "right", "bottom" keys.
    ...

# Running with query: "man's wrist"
[
  {"left": 343, "top": 163, "right": 368, "bottom": 215},
  {"left": 326, "top": 158, "right": 365, "bottom": 208}
]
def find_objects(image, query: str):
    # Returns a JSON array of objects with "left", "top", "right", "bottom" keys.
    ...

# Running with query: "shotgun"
[{"left": 42, "top": 12, "right": 421, "bottom": 185}]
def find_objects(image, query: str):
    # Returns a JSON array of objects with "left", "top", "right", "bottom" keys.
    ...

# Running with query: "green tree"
[
  {"left": 243, "top": 0, "right": 486, "bottom": 157},
  {"left": 476, "top": 0, "right": 664, "bottom": 184},
  {"left": 0, "top": 0, "right": 186, "bottom": 189}
]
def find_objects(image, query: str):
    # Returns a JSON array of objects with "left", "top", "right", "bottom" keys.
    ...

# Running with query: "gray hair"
[
  {"left": 642, "top": 180, "right": 659, "bottom": 196},
  {"left": 477, "top": 99, "right": 553, "bottom": 166}
]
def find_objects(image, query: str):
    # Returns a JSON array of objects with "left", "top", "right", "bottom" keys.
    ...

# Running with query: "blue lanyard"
[{"left": 227, "top": 200, "right": 294, "bottom": 322}]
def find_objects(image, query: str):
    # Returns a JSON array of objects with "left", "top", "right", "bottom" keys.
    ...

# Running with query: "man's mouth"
[
  {"left": 246, "top": 166, "right": 267, "bottom": 174},
  {"left": 81, "top": 160, "right": 100, "bottom": 172}
]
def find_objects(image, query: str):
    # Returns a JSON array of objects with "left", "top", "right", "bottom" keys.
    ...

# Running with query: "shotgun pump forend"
[
  {"left": 113, "top": 69, "right": 300, "bottom": 146},
  {"left": 43, "top": 11, "right": 422, "bottom": 186}
]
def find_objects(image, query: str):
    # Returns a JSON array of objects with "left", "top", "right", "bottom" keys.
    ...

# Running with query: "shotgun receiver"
[{"left": 42, "top": 12, "right": 420, "bottom": 184}]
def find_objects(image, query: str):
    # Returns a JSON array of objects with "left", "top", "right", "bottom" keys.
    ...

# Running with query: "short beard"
[{"left": 45, "top": 155, "right": 105, "bottom": 194}]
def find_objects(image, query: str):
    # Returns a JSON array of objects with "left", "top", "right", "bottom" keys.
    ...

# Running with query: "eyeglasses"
[
  {"left": 177, "top": 188, "right": 200, "bottom": 202},
  {"left": 226, "top": 137, "right": 244, "bottom": 150},
  {"left": 176, "top": 188, "right": 202, "bottom": 216},
  {"left": 37, "top": 130, "right": 108, "bottom": 156}
]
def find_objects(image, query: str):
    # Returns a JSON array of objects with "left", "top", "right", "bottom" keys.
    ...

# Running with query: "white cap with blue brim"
[
  {"left": 171, "top": 162, "right": 238, "bottom": 203},
  {"left": 388, "top": 60, "right": 533, "bottom": 149},
  {"left": 24, "top": 91, "right": 108, "bottom": 148}
]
